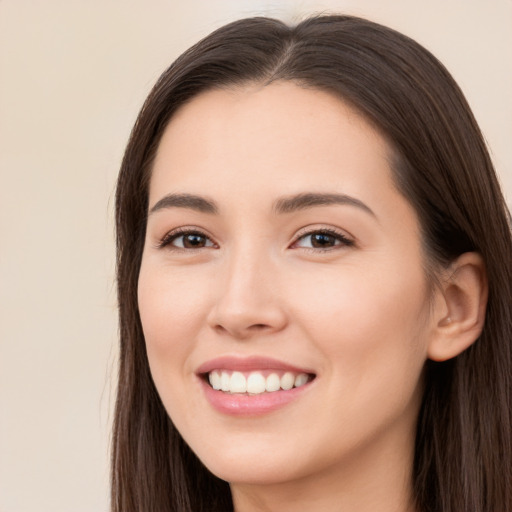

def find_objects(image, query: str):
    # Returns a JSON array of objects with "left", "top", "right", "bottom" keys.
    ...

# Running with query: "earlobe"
[{"left": 427, "top": 252, "right": 488, "bottom": 362}]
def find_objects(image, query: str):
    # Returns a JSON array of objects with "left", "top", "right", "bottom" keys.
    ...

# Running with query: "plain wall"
[{"left": 0, "top": 1, "right": 510, "bottom": 511}]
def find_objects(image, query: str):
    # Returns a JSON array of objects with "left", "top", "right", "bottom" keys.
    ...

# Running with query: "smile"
[
  {"left": 197, "top": 356, "right": 316, "bottom": 415},
  {"left": 207, "top": 370, "right": 312, "bottom": 394}
]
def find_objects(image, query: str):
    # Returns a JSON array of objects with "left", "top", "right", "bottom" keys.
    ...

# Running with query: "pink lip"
[
  {"left": 200, "top": 381, "right": 312, "bottom": 416},
  {"left": 196, "top": 356, "right": 316, "bottom": 416},
  {"left": 196, "top": 355, "right": 313, "bottom": 374}
]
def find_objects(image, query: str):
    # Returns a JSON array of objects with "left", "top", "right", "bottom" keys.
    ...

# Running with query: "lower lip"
[{"left": 200, "top": 378, "right": 312, "bottom": 416}]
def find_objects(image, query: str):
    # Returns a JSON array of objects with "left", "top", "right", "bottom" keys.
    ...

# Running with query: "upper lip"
[{"left": 196, "top": 356, "right": 315, "bottom": 375}]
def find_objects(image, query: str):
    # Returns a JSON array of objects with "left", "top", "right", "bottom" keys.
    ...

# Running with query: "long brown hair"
[{"left": 113, "top": 15, "right": 512, "bottom": 511}]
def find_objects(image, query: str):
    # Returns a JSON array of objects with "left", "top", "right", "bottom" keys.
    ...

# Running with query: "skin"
[{"left": 138, "top": 82, "right": 456, "bottom": 512}]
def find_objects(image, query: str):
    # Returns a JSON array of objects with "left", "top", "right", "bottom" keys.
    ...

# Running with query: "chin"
[
  {"left": 205, "top": 457, "right": 303, "bottom": 487},
  {"left": 184, "top": 431, "right": 311, "bottom": 486}
]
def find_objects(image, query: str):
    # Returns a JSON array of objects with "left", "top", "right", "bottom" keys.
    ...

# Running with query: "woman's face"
[{"left": 138, "top": 83, "right": 437, "bottom": 488}]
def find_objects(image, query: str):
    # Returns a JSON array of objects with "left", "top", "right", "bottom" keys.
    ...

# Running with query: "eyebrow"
[
  {"left": 148, "top": 191, "right": 375, "bottom": 218},
  {"left": 273, "top": 192, "right": 375, "bottom": 217},
  {"left": 149, "top": 193, "right": 218, "bottom": 215}
]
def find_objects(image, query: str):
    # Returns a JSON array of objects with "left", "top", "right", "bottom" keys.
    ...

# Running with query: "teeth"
[
  {"left": 247, "top": 372, "right": 266, "bottom": 394},
  {"left": 265, "top": 373, "right": 281, "bottom": 392},
  {"left": 210, "top": 370, "right": 221, "bottom": 390},
  {"left": 221, "top": 372, "right": 230, "bottom": 392},
  {"left": 230, "top": 372, "right": 247, "bottom": 393},
  {"left": 280, "top": 372, "right": 295, "bottom": 390},
  {"left": 294, "top": 373, "right": 308, "bottom": 387},
  {"left": 208, "top": 370, "right": 310, "bottom": 394}
]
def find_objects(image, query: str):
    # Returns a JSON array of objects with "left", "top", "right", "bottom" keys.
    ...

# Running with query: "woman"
[{"left": 112, "top": 15, "right": 512, "bottom": 512}]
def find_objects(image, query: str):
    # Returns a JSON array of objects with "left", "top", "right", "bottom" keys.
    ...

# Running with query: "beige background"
[{"left": 0, "top": 1, "right": 510, "bottom": 511}]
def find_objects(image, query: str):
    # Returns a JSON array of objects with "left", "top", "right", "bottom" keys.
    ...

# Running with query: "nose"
[{"left": 207, "top": 249, "right": 288, "bottom": 340}]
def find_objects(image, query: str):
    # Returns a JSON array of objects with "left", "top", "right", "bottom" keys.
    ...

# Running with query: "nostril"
[
  {"left": 250, "top": 323, "right": 270, "bottom": 330},
  {"left": 212, "top": 322, "right": 271, "bottom": 339}
]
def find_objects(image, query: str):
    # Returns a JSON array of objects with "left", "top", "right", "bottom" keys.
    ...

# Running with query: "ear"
[{"left": 428, "top": 252, "right": 488, "bottom": 362}]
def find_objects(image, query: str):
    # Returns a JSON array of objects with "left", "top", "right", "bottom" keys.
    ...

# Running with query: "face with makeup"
[{"left": 138, "top": 82, "right": 442, "bottom": 507}]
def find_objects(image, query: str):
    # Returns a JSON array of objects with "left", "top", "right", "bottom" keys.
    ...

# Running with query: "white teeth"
[
  {"left": 280, "top": 372, "right": 295, "bottom": 390},
  {"left": 265, "top": 373, "right": 281, "bottom": 392},
  {"left": 294, "top": 373, "right": 308, "bottom": 387},
  {"left": 208, "top": 370, "right": 311, "bottom": 394},
  {"left": 209, "top": 370, "right": 221, "bottom": 390},
  {"left": 247, "top": 372, "right": 266, "bottom": 394},
  {"left": 230, "top": 372, "right": 247, "bottom": 393},
  {"left": 220, "top": 372, "right": 230, "bottom": 392}
]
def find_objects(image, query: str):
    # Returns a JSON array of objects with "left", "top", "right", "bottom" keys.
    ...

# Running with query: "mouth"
[
  {"left": 203, "top": 369, "right": 315, "bottom": 395},
  {"left": 196, "top": 356, "right": 317, "bottom": 412}
]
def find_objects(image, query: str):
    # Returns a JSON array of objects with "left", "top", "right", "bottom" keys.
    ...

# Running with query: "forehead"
[{"left": 150, "top": 82, "right": 394, "bottom": 200}]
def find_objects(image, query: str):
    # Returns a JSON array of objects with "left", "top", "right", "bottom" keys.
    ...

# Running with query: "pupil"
[
  {"left": 184, "top": 234, "right": 205, "bottom": 248},
  {"left": 312, "top": 233, "right": 335, "bottom": 247}
]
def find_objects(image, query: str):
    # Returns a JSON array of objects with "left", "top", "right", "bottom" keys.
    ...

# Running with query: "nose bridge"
[
  {"left": 225, "top": 241, "right": 265, "bottom": 296},
  {"left": 208, "top": 241, "right": 286, "bottom": 337}
]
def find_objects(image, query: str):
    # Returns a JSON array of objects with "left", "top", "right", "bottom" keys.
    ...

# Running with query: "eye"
[
  {"left": 159, "top": 229, "right": 216, "bottom": 250},
  {"left": 292, "top": 229, "right": 354, "bottom": 250}
]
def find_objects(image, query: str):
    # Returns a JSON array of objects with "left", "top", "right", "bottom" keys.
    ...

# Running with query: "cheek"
[
  {"left": 137, "top": 262, "right": 212, "bottom": 392},
  {"left": 138, "top": 264, "right": 208, "bottom": 342},
  {"left": 288, "top": 262, "right": 430, "bottom": 378},
  {"left": 137, "top": 263, "right": 214, "bottom": 428},
  {"left": 287, "top": 265, "right": 430, "bottom": 450}
]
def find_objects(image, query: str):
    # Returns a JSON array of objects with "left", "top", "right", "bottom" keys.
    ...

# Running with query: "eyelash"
[
  {"left": 157, "top": 228, "right": 216, "bottom": 250},
  {"left": 157, "top": 227, "right": 354, "bottom": 251},
  {"left": 291, "top": 228, "right": 354, "bottom": 251}
]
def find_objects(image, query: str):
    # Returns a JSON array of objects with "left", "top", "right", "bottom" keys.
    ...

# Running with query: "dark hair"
[{"left": 113, "top": 15, "right": 512, "bottom": 512}]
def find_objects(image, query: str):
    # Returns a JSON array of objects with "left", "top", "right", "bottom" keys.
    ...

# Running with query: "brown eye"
[
  {"left": 181, "top": 233, "right": 208, "bottom": 248},
  {"left": 161, "top": 230, "right": 215, "bottom": 250},
  {"left": 293, "top": 229, "right": 354, "bottom": 250},
  {"left": 310, "top": 233, "right": 338, "bottom": 248}
]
